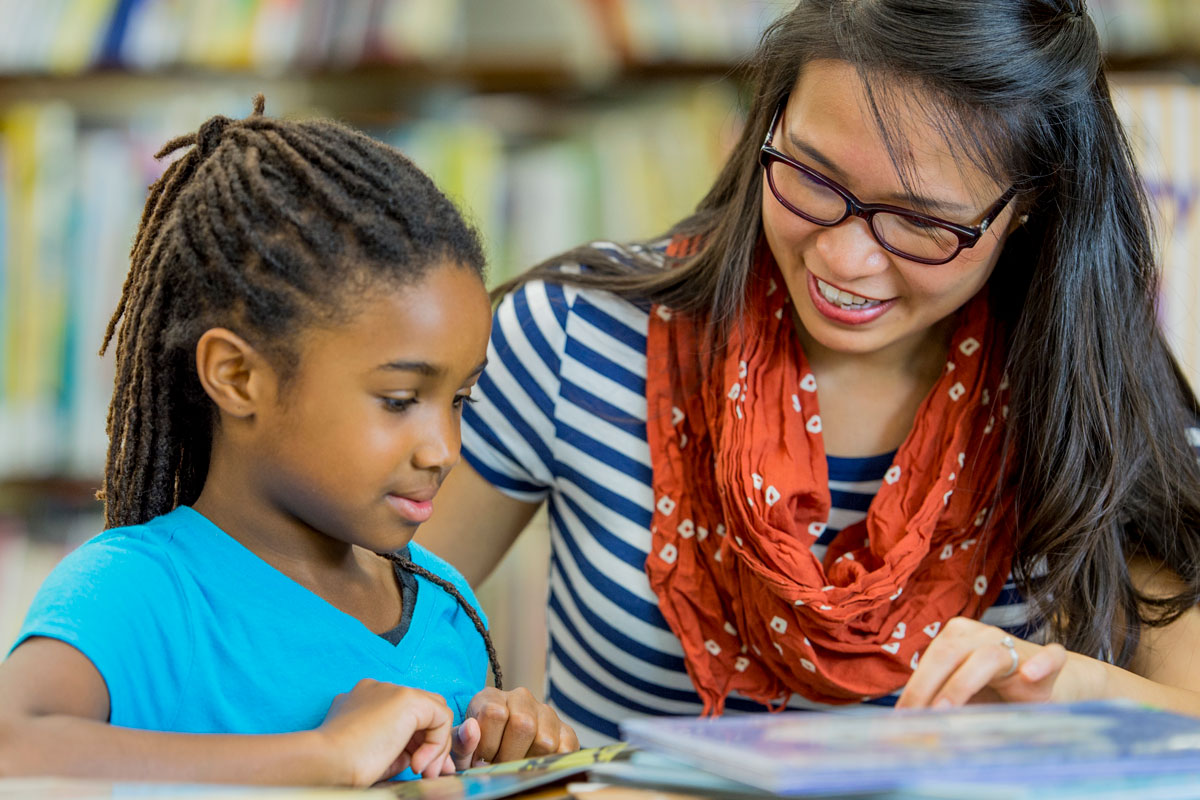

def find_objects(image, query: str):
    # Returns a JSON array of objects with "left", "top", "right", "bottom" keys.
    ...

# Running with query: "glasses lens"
[
  {"left": 768, "top": 160, "right": 846, "bottom": 224},
  {"left": 873, "top": 212, "right": 961, "bottom": 262}
]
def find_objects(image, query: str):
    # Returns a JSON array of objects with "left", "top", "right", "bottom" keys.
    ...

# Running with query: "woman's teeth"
[{"left": 816, "top": 278, "right": 882, "bottom": 309}]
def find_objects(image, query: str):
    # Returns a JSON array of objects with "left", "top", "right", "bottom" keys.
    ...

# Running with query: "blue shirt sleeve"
[
  {"left": 461, "top": 279, "right": 572, "bottom": 502},
  {"left": 12, "top": 528, "right": 194, "bottom": 729}
]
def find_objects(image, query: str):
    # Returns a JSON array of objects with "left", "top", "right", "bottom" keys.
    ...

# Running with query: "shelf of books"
[
  {"left": 0, "top": 0, "right": 1199, "bottom": 685},
  {"left": 0, "top": 0, "right": 772, "bottom": 672}
]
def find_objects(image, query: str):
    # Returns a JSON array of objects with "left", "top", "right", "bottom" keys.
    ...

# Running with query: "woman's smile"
[{"left": 807, "top": 272, "right": 897, "bottom": 325}]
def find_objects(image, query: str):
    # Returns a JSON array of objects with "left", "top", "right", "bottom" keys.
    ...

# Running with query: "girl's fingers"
[
  {"left": 557, "top": 722, "right": 580, "bottom": 753},
  {"left": 471, "top": 698, "right": 510, "bottom": 765},
  {"left": 451, "top": 718, "right": 481, "bottom": 771},
  {"left": 406, "top": 698, "right": 455, "bottom": 778},
  {"left": 410, "top": 737, "right": 449, "bottom": 779},
  {"left": 383, "top": 752, "right": 412, "bottom": 781},
  {"left": 528, "top": 701, "right": 562, "bottom": 756},
  {"left": 493, "top": 694, "right": 539, "bottom": 763}
]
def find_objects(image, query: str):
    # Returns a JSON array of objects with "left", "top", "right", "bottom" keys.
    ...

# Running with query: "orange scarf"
[{"left": 644, "top": 244, "right": 1015, "bottom": 711}]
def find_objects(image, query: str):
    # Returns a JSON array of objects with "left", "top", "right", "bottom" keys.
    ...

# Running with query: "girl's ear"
[{"left": 194, "top": 328, "right": 273, "bottom": 419}]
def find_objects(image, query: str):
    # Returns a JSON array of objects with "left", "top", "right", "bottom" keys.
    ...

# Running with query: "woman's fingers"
[
  {"left": 925, "top": 642, "right": 1024, "bottom": 707},
  {"left": 898, "top": 618, "right": 1069, "bottom": 709},
  {"left": 1018, "top": 643, "right": 1067, "bottom": 683},
  {"left": 896, "top": 618, "right": 980, "bottom": 708}
]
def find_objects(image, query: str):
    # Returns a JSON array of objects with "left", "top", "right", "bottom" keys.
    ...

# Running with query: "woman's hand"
[
  {"left": 316, "top": 679, "right": 457, "bottom": 785},
  {"left": 895, "top": 617, "right": 1090, "bottom": 708},
  {"left": 454, "top": 687, "right": 579, "bottom": 767}
]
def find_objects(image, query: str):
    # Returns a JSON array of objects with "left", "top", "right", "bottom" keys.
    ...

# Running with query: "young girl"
[
  {"left": 0, "top": 97, "right": 576, "bottom": 785},
  {"left": 418, "top": 0, "right": 1200, "bottom": 744}
]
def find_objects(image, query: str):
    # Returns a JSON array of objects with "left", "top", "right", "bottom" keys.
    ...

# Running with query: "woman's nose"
[{"left": 813, "top": 215, "right": 892, "bottom": 281}]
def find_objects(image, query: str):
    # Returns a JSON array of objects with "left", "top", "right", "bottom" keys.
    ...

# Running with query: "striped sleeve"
[{"left": 461, "top": 279, "right": 572, "bottom": 502}]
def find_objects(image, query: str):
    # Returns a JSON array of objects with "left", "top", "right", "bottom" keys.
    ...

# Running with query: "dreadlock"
[
  {"left": 98, "top": 95, "right": 500, "bottom": 685},
  {"left": 384, "top": 552, "right": 504, "bottom": 689}
]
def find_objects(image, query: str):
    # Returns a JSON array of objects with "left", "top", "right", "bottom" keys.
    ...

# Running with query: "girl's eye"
[
  {"left": 453, "top": 395, "right": 478, "bottom": 410},
  {"left": 382, "top": 397, "right": 417, "bottom": 413}
]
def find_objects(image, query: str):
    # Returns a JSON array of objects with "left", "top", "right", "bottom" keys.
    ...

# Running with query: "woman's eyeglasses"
[{"left": 759, "top": 99, "right": 1016, "bottom": 266}]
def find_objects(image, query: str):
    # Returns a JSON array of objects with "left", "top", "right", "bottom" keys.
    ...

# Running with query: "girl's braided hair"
[{"left": 99, "top": 95, "right": 501, "bottom": 687}]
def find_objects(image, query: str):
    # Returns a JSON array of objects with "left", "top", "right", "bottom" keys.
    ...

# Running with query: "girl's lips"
[
  {"left": 806, "top": 272, "right": 897, "bottom": 325},
  {"left": 386, "top": 494, "right": 434, "bottom": 524}
]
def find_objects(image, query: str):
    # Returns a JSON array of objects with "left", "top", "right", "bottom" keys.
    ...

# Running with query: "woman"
[{"left": 418, "top": 0, "right": 1200, "bottom": 744}]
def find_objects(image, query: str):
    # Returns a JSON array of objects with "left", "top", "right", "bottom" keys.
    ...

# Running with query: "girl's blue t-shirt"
[{"left": 11, "top": 506, "right": 489, "bottom": 737}]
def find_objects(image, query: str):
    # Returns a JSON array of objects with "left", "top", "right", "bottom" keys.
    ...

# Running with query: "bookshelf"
[
  {"left": 1, "top": 0, "right": 1199, "bottom": 693},
  {"left": 0, "top": 0, "right": 779, "bottom": 688}
]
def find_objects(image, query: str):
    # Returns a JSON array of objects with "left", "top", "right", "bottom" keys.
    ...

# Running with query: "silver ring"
[{"left": 999, "top": 635, "right": 1019, "bottom": 678}]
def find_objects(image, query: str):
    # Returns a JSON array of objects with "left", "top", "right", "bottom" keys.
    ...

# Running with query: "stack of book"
[
  {"left": 0, "top": 82, "right": 738, "bottom": 482},
  {"left": 376, "top": 701, "right": 1200, "bottom": 799},
  {"left": 1113, "top": 79, "right": 1200, "bottom": 395},
  {"left": 0, "top": 0, "right": 783, "bottom": 76},
  {"left": 1090, "top": 0, "right": 1200, "bottom": 60}
]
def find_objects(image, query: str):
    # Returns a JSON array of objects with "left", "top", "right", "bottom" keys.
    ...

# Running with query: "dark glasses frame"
[{"left": 759, "top": 98, "right": 1017, "bottom": 266}]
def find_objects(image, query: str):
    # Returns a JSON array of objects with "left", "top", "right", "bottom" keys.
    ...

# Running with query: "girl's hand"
[
  {"left": 454, "top": 687, "right": 579, "bottom": 767},
  {"left": 316, "top": 678, "right": 457, "bottom": 785},
  {"left": 896, "top": 617, "right": 1081, "bottom": 708}
]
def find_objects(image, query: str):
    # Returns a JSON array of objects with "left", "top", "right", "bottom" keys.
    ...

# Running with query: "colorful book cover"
[{"left": 621, "top": 700, "right": 1200, "bottom": 796}]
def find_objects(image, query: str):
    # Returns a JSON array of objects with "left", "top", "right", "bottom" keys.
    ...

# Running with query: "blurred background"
[{"left": 0, "top": 0, "right": 1197, "bottom": 696}]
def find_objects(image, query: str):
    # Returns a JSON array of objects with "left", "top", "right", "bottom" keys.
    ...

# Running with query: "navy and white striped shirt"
[{"left": 463, "top": 248, "right": 1035, "bottom": 745}]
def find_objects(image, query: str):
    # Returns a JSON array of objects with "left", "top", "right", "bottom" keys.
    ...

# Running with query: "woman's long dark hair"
[{"left": 496, "top": 0, "right": 1200, "bottom": 666}]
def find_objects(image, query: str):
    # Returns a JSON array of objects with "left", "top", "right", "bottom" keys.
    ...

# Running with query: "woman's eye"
[
  {"left": 382, "top": 397, "right": 417, "bottom": 413},
  {"left": 898, "top": 216, "right": 939, "bottom": 232},
  {"left": 453, "top": 395, "right": 479, "bottom": 410}
]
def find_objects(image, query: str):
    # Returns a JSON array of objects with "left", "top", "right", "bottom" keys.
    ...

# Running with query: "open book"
[{"left": 620, "top": 700, "right": 1200, "bottom": 796}]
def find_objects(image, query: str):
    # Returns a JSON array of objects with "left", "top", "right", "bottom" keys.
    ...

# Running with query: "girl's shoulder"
[
  {"left": 405, "top": 543, "right": 477, "bottom": 599},
  {"left": 55, "top": 508, "right": 190, "bottom": 576},
  {"left": 16, "top": 509, "right": 197, "bottom": 653},
  {"left": 34, "top": 506, "right": 237, "bottom": 609},
  {"left": 403, "top": 542, "right": 484, "bottom": 619}
]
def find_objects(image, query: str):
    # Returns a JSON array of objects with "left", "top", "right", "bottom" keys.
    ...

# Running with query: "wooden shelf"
[
  {"left": 0, "top": 59, "right": 749, "bottom": 129},
  {"left": 0, "top": 476, "right": 103, "bottom": 521},
  {"left": 1105, "top": 50, "right": 1200, "bottom": 78}
]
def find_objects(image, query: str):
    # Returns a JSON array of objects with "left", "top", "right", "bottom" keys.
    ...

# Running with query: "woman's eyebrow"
[{"left": 786, "top": 130, "right": 975, "bottom": 217}]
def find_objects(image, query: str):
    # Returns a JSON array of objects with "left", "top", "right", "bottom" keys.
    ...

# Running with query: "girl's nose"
[{"left": 412, "top": 413, "right": 459, "bottom": 473}]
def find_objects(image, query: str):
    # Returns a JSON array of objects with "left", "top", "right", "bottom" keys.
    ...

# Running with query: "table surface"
[{"left": 0, "top": 778, "right": 696, "bottom": 800}]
